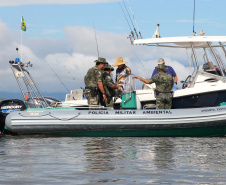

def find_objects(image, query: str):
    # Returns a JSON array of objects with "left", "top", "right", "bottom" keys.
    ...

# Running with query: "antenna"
[
  {"left": 16, "top": 47, "right": 19, "bottom": 58},
  {"left": 193, "top": 0, "right": 196, "bottom": 35},
  {"left": 93, "top": 23, "right": 100, "bottom": 58}
]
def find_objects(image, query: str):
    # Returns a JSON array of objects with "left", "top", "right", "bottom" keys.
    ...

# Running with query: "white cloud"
[
  {"left": 0, "top": 0, "right": 115, "bottom": 7},
  {"left": 42, "top": 29, "right": 62, "bottom": 35},
  {"left": 0, "top": 20, "right": 197, "bottom": 96},
  {"left": 176, "top": 19, "right": 208, "bottom": 23}
]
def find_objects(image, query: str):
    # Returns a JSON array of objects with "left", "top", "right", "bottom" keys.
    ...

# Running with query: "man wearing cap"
[
  {"left": 112, "top": 57, "right": 131, "bottom": 97},
  {"left": 102, "top": 64, "right": 122, "bottom": 107},
  {"left": 134, "top": 64, "right": 174, "bottom": 109},
  {"left": 84, "top": 57, "right": 108, "bottom": 107},
  {"left": 152, "top": 58, "right": 178, "bottom": 91}
]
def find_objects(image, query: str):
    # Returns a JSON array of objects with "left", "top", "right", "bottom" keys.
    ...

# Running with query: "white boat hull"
[{"left": 5, "top": 107, "right": 226, "bottom": 137}]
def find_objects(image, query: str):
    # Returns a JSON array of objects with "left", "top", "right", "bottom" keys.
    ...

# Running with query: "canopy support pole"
[
  {"left": 219, "top": 42, "right": 226, "bottom": 58},
  {"left": 208, "top": 42, "right": 225, "bottom": 77}
]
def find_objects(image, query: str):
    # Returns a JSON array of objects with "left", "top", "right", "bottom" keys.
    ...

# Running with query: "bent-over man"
[{"left": 102, "top": 64, "right": 121, "bottom": 107}]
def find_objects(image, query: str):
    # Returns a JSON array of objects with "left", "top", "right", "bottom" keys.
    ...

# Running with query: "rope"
[{"left": 19, "top": 112, "right": 81, "bottom": 120}]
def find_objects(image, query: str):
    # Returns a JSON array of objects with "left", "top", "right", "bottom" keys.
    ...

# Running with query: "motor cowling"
[{"left": 0, "top": 99, "right": 27, "bottom": 133}]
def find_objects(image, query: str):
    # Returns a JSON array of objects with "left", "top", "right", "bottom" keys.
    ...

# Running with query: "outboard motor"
[{"left": 0, "top": 99, "right": 27, "bottom": 133}]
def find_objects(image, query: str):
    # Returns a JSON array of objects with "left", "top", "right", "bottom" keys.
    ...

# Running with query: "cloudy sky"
[{"left": 0, "top": 0, "right": 225, "bottom": 98}]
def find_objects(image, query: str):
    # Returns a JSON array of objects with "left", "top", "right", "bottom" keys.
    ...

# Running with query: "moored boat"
[
  {"left": 2, "top": 1, "right": 226, "bottom": 137},
  {"left": 5, "top": 106, "right": 226, "bottom": 137}
]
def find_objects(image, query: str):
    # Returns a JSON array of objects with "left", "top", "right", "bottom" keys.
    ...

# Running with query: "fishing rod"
[
  {"left": 122, "top": 0, "right": 139, "bottom": 39},
  {"left": 46, "top": 60, "right": 70, "bottom": 93},
  {"left": 63, "top": 65, "right": 83, "bottom": 89},
  {"left": 93, "top": 22, "right": 100, "bottom": 58},
  {"left": 131, "top": 49, "right": 151, "bottom": 77},
  {"left": 126, "top": 0, "right": 143, "bottom": 39},
  {"left": 117, "top": 0, "right": 135, "bottom": 40}
]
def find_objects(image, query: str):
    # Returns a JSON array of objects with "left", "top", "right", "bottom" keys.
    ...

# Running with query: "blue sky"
[
  {"left": 1, "top": 0, "right": 225, "bottom": 39},
  {"left": 0, "top": 0, "right": 226, "bottom": 97}
]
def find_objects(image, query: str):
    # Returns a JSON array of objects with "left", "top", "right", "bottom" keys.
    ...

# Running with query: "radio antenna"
[
  {"left": 93, "top": 22, "right": 100, "bottom": 58},
  {"left": 193, "top": 0, "right": 196, "bottom": 35}
]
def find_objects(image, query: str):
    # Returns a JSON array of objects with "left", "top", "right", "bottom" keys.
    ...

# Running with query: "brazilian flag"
[{"left": 21, "top": 16, "right": 26, "bottom": 31}]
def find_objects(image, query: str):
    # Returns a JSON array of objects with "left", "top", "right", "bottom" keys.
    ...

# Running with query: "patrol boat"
[
  {"left": 2, "top": 35, "right": 226, "bottom": 136},
  {"left": 3, "top": 56, "right": 226, "bottom": 137}
]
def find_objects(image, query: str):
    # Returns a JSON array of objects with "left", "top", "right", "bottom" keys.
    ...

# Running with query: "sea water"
[{"left": 0, "top": 136, "right": 225, "bottom": 185}]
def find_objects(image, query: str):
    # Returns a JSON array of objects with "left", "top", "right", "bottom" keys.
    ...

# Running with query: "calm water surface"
[{"left": 0, "top": 136, "right": 225, "bottom": 185}]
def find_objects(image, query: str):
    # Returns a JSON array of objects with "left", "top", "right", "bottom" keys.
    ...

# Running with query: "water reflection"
[
  {"left": 152, "top": 138, "right": 175, "bottom": 170},
  {"left": 83, "top": 137, "right": 176, "bottom": 172},
  {"left": 84, "top": 137, "right": 118, "bottom": 171},
  {"left": 0, "top": 136, "right": 225, "bottom": 184}
]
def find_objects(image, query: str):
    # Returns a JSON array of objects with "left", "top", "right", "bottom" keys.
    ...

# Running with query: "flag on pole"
[{"left": 21, "top": 16, "right": 26, "bottom": 31}]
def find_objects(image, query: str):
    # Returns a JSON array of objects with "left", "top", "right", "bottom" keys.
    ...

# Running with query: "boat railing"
[{"left": 9, "top": 54, "right": 48, "bottom": 108}]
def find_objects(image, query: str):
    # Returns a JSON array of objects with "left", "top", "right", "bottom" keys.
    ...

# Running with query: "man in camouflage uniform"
[
  {"left": 102, "top": 64, "right": 121, "bottom": 107},
  {"left": 84, "top": 57, "right": 108, "bottom": 107},
  {"left": 134, "top": 64, "right": 174, "bottom": 109}
]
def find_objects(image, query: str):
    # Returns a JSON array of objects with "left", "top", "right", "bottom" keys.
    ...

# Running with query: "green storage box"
[
  {"left": 122, "top": 92, "right": 137, "bottom": 109},
  {"left": 220, "top": 102, "right": 226, "bottom": 106}
]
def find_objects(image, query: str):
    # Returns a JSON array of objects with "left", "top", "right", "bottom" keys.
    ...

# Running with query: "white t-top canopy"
[{"left": 132, "top": 36, "right": 226, "bottom": 48}]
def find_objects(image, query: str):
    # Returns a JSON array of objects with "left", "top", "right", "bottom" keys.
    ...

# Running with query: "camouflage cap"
[
  {"left": 95, "top": 57, "right": 108, "bottom": 64},
  {"left": 155, "top": 64, "right": 168, "bottom": 70},
  {"left": 104, "top": 64, "right": 114, "bottom": 71}
]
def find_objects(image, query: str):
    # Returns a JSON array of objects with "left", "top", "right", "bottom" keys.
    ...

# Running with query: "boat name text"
[
  {"left": 115, "top": 111, "right": 136, "bottom": 114},
  {"left": 88, "top": 110, "right": 172, "bottom": 115},
  {"left": 88, "top": 111, "right": 109, "bottom": 114},
  {"left": 201, "top": 107, "right": 226, "bottom": 112},
  {"left": 142, "top": 110, "right": 172, "bottom": 114}
]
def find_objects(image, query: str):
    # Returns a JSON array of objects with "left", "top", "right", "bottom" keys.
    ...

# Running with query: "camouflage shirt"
[
  {"left": 103, "top": 72, "right": 116, "bottom": 97},
  {"left": 148, "top": 71, "right": 173, "bottom": 92},
  {"left": 85, "top": 66, "right": 103, "bottom": 88}
]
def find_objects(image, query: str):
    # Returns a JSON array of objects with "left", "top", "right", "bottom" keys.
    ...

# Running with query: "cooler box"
[
  {"left": 220, "top": 102, "right": 226, "bottom": 106},
  {"left": 122, "top": 92, "right": 137, "bottom": 109}
]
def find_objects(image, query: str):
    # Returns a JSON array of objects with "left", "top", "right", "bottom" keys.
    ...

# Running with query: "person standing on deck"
[
  {"left": 152, "top": 58, "right": 178, "bottom": 91},
  {"left": 112, "top": 57, "right": 131, "bottom": 97},
  {"left": 84, "top": 57, "right": 108, "bottom": 107},
  {"left": 134, "top": 64, "right": 174, "bottom": 109},
  {"left": 102, "top": 64, "right": 121, "bottom": 107}
]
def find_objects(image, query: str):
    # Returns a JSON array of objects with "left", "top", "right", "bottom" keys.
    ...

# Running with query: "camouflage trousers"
[
  {"left": 105, "top": 98, "right": 113, "bottom": 108},
  {"left": 84, "top": 89, "right": 100, "bottom": 106},
  {"left": 156, "top": 93, "right": 173, "bottom": 109}
]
